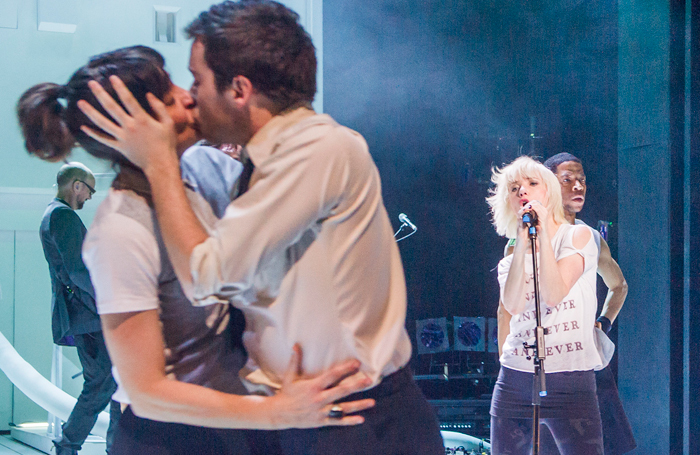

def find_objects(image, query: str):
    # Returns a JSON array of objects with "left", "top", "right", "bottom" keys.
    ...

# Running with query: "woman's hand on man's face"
[{"left": 78, "top": 75, "right": 179, "bottom": 174}]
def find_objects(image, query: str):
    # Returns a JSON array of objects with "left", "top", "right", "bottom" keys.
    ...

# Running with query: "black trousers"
[
  {"left": 55, "top": 331, "right": 120, "bottom": 454},
  {"left": 276, "top": 366, "right": 444, "bottom": 455},
  {"left": 110, "top": 407, "right": 278, "bottom": 455}
]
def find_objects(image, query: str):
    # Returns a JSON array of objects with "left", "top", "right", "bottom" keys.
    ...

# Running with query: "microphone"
[
  {"left": 398, "top": 213, "right": 417, "bottom": 231},
  {"left": 522, "top": 210, "right": 538, "bottom": 227}
]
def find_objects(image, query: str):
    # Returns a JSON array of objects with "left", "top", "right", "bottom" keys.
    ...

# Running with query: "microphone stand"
[
  {"left": 521, "top": 213, "right": 547, "bottom": 455},
  {"left": 394, "top": 215, "right": 417, "bottom": 242}
]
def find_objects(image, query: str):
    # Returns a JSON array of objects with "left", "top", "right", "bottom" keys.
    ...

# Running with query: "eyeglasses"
[{"left": 76, "top": 180, "right": 96, "bottom": 196}]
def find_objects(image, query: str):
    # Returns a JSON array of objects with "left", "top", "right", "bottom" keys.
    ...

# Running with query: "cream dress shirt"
[{"left": 190, "top": 107, "right": 412, "bottom": 390}]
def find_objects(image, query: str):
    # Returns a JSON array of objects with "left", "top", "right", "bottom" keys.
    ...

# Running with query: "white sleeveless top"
[{"left": 498, "top": 223, "right": 604, "bottom": 373}]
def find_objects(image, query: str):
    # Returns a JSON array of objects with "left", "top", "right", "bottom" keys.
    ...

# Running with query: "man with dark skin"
[
  {"left": 39, "top": 162, "right": 120, "bottom": 455},
  {"left": 544, "top": 153, "right": 627, "bottom": 333},
  {"left": 497, "top": 153, "right": 635, "bottom": 455}
]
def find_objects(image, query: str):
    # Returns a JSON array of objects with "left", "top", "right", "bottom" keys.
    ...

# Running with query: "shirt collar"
[{"left": 245, "top": 105, "right": 317, "bottom": 166}]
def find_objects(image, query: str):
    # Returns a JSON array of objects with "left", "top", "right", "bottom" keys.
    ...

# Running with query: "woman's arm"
[
  {"left": 497, "top": 242, "right": 515, "bottom": 352},
  {"left": 502, "top": 201, "right": 590, "bottom": 312},
  {"left": 101, "top": 310, "right": 374, "bottom": 430},
  {"left": 497, "top": 300, "right": 512, "bottom": 355},
  {"left": 501, "top": 233, "right": 531, "bottom": 315},
  {"left": 537, "top": 225, "right": 589, "bottom": 307}
]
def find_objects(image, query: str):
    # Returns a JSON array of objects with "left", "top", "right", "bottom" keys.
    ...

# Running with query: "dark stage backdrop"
[{"left": 323, "top": 0, "right": 618, "bottom": 346}]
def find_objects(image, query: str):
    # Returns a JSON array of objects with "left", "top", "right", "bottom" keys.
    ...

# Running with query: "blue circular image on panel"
[
  {"left": 420, "top": 322, "right": 445, "bottom": 348},
  {"left": 457, "top": 321, "right": 482, "bottom": 346}
]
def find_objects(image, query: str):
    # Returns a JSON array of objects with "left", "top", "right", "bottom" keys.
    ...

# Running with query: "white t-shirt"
[{"left": 498, "top": 223, "right": 604, "bottom": 373}]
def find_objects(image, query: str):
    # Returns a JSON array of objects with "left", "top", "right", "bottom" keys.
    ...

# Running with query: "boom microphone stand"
[
  {"left": 394, "top": 213, "right": 417, "bottom": 242},
  {"left": 521, "top": 212, "right": 547, "bottom": 455}
]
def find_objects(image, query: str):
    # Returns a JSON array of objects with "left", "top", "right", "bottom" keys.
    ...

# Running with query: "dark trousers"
[
  {"left": 54, "top": 331, "right": 119, "bottom": 455},
  {"left": 276, "top": 366, "right": 444, "bottom": 455},
  {"left": 110, "top": 407, "right": 273, "bottom": 455}
]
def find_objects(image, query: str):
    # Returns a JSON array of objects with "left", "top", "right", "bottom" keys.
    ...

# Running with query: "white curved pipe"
[{"left": 0, "top": 330, "right": 109, "bottom": 437}]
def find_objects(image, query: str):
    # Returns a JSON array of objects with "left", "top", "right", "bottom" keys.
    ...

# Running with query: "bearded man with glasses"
[{"left": 39, "top": 162, "right": 120, "bottom": 455}]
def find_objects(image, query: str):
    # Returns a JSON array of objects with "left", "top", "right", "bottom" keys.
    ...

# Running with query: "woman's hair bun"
[{"left": 17, "top": 82, "right": 75, "bottom": 162}]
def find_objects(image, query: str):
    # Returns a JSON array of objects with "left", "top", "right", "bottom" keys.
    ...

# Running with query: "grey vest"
[{"left": 115, "top": 190, "right": 248, "bottom": 394}]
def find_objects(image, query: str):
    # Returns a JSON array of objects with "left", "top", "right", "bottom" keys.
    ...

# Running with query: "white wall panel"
[
  {"left": 11, "top": 230, "right": 53, "bottom": 424},
  {"left": 0, "top": 0, "right": 323, "bottom": 431},
  {"left": 0, "top": 0, "right": 323, "bottom": 190},
  {"left": 0, "top": 231, "right": 15, "bottom": 430}
]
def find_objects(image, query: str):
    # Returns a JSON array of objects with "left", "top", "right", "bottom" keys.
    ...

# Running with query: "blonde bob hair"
[{"left": 486, "top": 156, "right": 567, "bottom": 239}]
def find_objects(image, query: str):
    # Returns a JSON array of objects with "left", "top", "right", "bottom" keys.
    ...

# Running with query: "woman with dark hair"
[
  {"left": 486, "top": 156, "right": 604, "bottom": 454},
  {"left": 17, "top": 46, "right": 373, "bottom": 455},
  {"left": 18, "top": 46, "right": 178, "bottom": 165}
]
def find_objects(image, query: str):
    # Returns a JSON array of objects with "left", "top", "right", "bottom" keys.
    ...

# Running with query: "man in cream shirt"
[{"left": 79, "top": 1, "right": 443, "bottom": 453}]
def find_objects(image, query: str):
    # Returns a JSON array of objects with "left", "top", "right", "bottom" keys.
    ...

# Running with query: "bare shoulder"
[{"left": 571, "top": 224, "right": 592, "bottom": 249}]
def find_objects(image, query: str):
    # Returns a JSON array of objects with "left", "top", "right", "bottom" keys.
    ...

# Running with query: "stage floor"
[
  {"left": 0, "top": 436, "right": 42, "bottom": 455},
  {"left": 0, "top": 434, "right": 105, "bottom": 455}
]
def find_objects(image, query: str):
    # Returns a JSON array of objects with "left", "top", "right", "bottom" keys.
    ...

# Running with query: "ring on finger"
[{"left": 328, "top": 405, "right": 344, "bottom": 419}]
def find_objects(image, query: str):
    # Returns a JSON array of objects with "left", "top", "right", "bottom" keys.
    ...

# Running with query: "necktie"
[{"left": 235, "top": 150, "right": 255, "bottom": 197}]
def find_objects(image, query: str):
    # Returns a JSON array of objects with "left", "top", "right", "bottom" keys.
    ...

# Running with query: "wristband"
[{"left": 596, "top": 316, "right": 612, "bottom": 334}]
